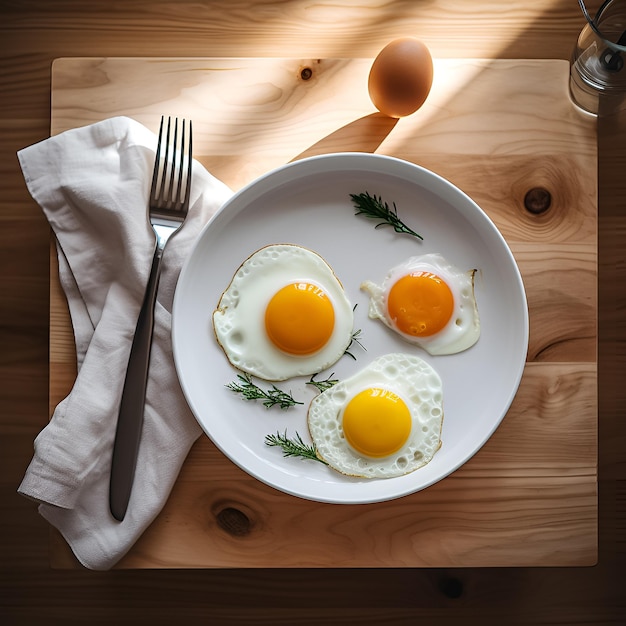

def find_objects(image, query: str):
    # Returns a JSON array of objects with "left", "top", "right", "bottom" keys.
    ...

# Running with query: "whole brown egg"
[{"left": 368, "top": 37, "right": 434, "bottom": 118}]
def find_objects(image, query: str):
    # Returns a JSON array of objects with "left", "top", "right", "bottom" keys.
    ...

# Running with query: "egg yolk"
[
  {"left": 265, "top": 282, "right": 335, "bottom": 355},
  {"left": 387, "top": 272, "right": 454, "bottom": 337},
  {"left": 342, "top": 388, "right": 411, "bottom": 458}
]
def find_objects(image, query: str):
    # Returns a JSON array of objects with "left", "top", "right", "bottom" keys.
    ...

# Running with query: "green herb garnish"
[
  {"left": 307, "top": 372, "right": 339, "bottom": 393},
  {"left": 226, "top": 373, "right": 303, "bottom": 410},
  {"left": 350, "top": 191, "right": 423, "bottom": 240},
  {"left": 265, "top": 430, "right": 327, "bottom": 464},
  {"left": 344, "top": 328, "right": 366, "bottom": 361}
]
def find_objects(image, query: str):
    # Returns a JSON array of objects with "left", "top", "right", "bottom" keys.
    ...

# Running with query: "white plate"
[{"left": 172, "top": 153, "right": 528, "bottom": 504}]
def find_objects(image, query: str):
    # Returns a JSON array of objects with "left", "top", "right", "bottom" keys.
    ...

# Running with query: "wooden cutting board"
[{"left": 49, "top": 57, "right": 597, "bottom": 568}]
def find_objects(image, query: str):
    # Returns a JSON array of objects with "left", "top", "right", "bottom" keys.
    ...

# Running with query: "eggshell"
[{"left": 368, "top": 37, "right": 434, "bottom": 118}]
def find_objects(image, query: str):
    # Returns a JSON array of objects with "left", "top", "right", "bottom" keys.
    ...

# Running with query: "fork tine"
[
  {"left": 167, "top": 118, "right": 179, "bottom": 209},
  {"left": 150, "top": 116, "right": 164, "bottom": 203},
  {"left": 158, "top": 117, "right": 172, "bottom": 209},
  {"left": 184, "top": 120, "right": 193, "bottom": 211},
  {"left": 173, "top": 119, "right": 184, "bottom": 210}
]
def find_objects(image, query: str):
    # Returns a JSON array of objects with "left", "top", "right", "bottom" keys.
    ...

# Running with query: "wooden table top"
[
  {"left": 3, "top": 0, "right": 625, "bottom": 623},
  {"left": 49, "top": 56, "right": 598, "bottom": 569}
]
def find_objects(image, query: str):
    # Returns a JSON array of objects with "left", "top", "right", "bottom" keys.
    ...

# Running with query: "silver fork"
[{"left": 109, "top": 116, "right": 193, "bottom": 522}]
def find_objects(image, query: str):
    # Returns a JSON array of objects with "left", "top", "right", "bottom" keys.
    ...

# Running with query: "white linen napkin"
[{"left": 17, "top": 116, "right": 233, "bottom": 570}]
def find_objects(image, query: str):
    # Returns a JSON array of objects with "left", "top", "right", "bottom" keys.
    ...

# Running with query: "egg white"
[
  {"left": 308, "top": 353, "right": 444, "bottom": 479},
  {"left": 361, "top": 253, "right": 480, "bottom": 355},
  {"left": 213, "top": 244, "right": 354, "bottom": 381}
]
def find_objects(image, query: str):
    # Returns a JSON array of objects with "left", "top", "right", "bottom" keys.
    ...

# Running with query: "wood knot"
[
  {"left": 300, "top": 67, "right": 313, "bottom": 81},
  {"left": 439, "top": 575, "right": 463, "bottom": 599},
  {"left": 215, "top": 507, "right": 251, "bottom": 537},
  {"left": 524, "top": 187, "right": 552, "bottom": 214}
]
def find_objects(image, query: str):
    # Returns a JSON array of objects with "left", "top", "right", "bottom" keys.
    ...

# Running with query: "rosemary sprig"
[
  {"left": 226, "top": 373, "right": 303, "bottom": 410},
  {"left": 265, "top": 430, "right": 327, "bottom": 464},
  {"left": 307, "top": 372, "right": 339, "bottom": 393},
  {"left": 344, "top": 328, "right": 366, "bottom": 361},
  {"left": 350, "top": 191, "right": 423, "bottom": 240}
]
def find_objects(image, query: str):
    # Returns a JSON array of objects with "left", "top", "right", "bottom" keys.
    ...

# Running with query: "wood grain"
[
  {"left": 47, "top": 57, "right": 597, "bottom": 569},
  {"left": 3, "top": 1, "right": 625, "bottom": 623},
  {"left": 1, "top": 0, "right": 596, "bottom": 61}
]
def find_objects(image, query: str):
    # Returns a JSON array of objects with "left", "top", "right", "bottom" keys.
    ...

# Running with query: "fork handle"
[{"left": 110, "top": 243, "right": 163, "bottom": 522}]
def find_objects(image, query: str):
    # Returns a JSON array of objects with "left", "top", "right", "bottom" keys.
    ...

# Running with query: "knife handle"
[{"left": 109, "top": 243, "right": 163, "bottom": 522}]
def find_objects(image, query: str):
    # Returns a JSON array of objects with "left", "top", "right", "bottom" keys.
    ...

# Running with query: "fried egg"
[
  {"left": 213, "top": 244, "right": 354, "bottom": 381},
  {"left": 308, "top": 353, "right": 443, "bottom": 478},
  {"left": 361, "top": 253, "right": 480, "bottom": 355}
]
